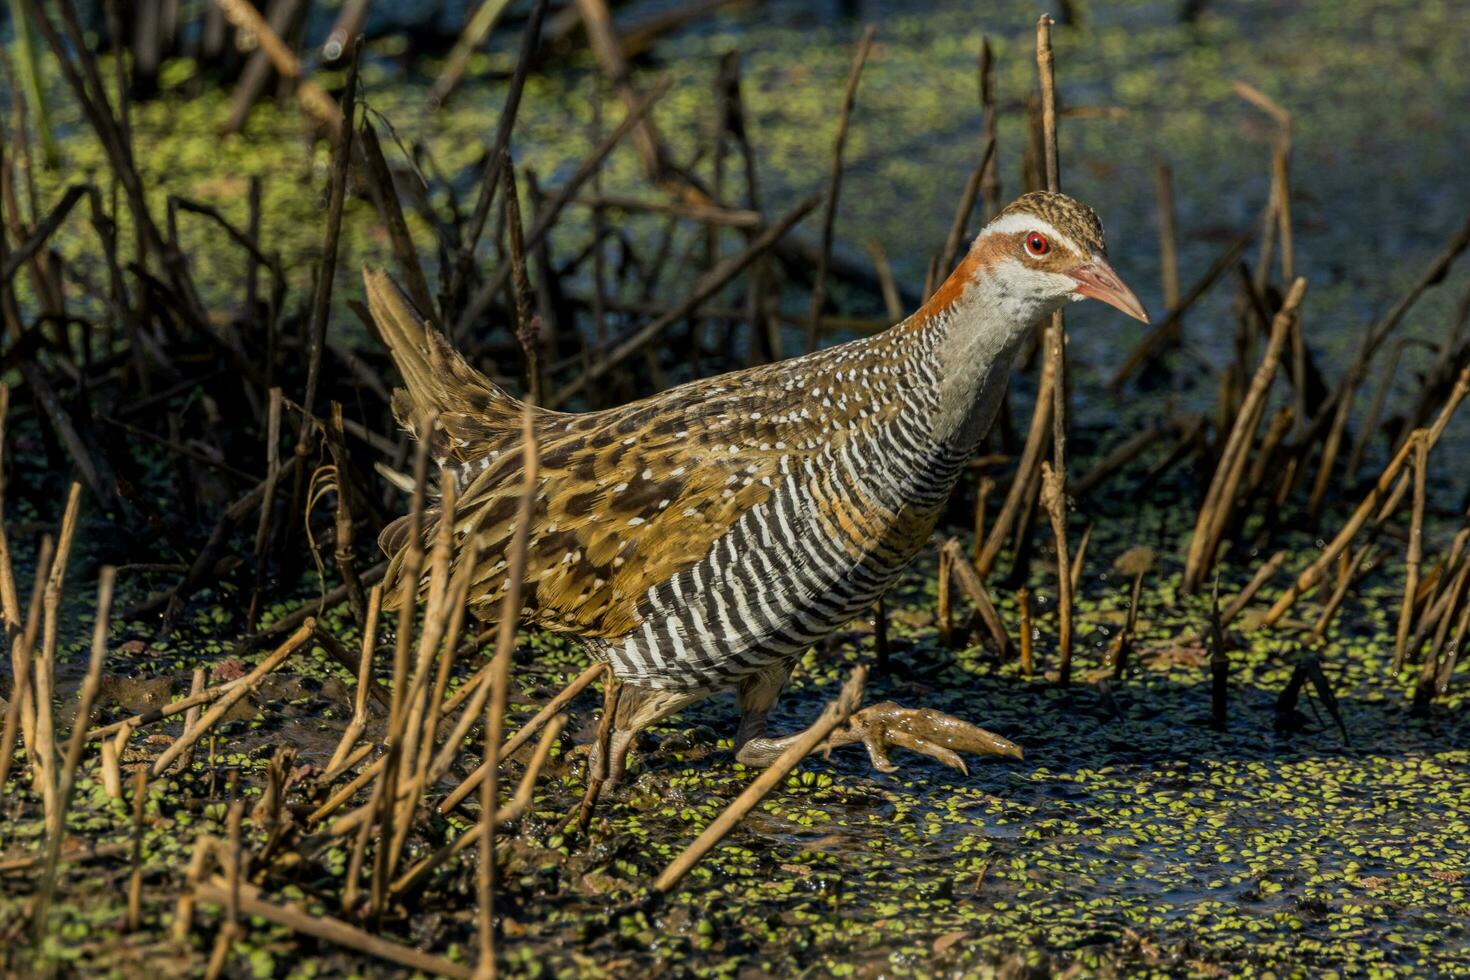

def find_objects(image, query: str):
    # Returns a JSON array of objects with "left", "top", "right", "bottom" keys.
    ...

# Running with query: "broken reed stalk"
[
  {"left": 31, "top": 565, "right": 115, "bottom": 941},
  {"left": 326, "top": 585, "right": 382, "bottom": 774},
  {"left": 178, "top": 666, "right": 207, "bottom": 772},
  {"left": 1039, "top": 463, "right": 1072, "bottom": 682},
  {"left": 212, "top": 0, "right": 340, "bottom": 130},
  {"left": 976, "top": 352, "right": 1055, "bottom": 577},
  {"left": 501, "top": 154, "right": 540, "bottom": 404},
  {"left": 193, "top": 875, "right": 473, "bottom": 979},
  {"left": 248, "top": 389, "right": 282, "bottom": 631},
  {"left": 1182, "top": 276, "right": 1308, "bottom": 594},
  {"left": 34, "top": 482, "right": 84, "bottom": 827},
  {"left": 978, "top": 36, "right": 1001, "bottom": 220},
  {"left": 1220, "top": 549, "right": 1286, "bottom": 627},
  {"left": 327, "top": 404, "right": 368, "bottom": 628},
  {"left": 0, "top": 383, "right": 27, "bottom": 803},
  {"left": 298, "top": 48, "right": 357, "bottom": 449},
  {"left": 1311, "top": 545, "right": 1377, "bottom": 641},
  {"left": 936, "top": 140, "right": 997, "bottom": 284},
  {"left": 1406, "top": 543, "right": 1470, "bottom": 674},
  {"left": 1035, "top": 14, "right": 1074, "bottom": 684},
  {"left": 1017, "top": 586, "right": 1034, "bottom": 677},
  {"left": 475, "top": 403, "right": 538, "bottom": 975},
  {"left": 86, "top": 668, "right": 257, "bottom": 741},
  {"left": 1429, "top": 587, "right": 1470, "bottom": 701},
  {"left": 1070, "top": 421, "right": 1168, "bottom": 499},
  {"left": 1345, "top": 337, "right": 1404, "bottom": 480},
  {"left": 1344, "top": 212, "right": 1470, "bottom": 384},
  {"left": 386, "top": 470, "right": 460, "bottom": 870},
  {"left": 654, "top": 667, "right": 866, "bottom": 893},
  {"left": 6, "top": 534, "right": 53, "bottom": 801},
  {"left": 940, "top": 538, "right": 1011, "bottom": 655},
  {"left": 127, "top": 767, "right": 147, "bottom": 932},
  {"left": 431, "top": 0, "right": 514, "bottom": 109},
  {"left": 360, "top": 417, "right": 434, "bottom": 906},
  {"left": 1393, "top": 436, "right": 1429, "bottom": 668},
  {"left": 867, "top": 238, "right": 904, "bottom": 321},
  {"left": 937, "top": 543, "right": 954, "bottom": 646},
  {"left": 807, "top": 24, "right": 877, "bottom": 352},
  {"left": 972, "top": 475, "right": 994, "bottom": 566},
  {"left": 458, "top": 0, "right": 550, "bottom": 271},
  {"left": 149, "top": 619, "right": 316, "bottom": 775},
  {"left": 576, "top": 651, "right": 622, "bottom": 831},
  {"left": 476, "top": 687, "right": 497, "bottom": 979},
  {"left": 1264, "top": 367, "right": 1470, "bottom": 628},
  {"left": 204, "top": 799, "right": 243, "bottom": 980},
  {"left": 388, "top": 716, "right": 565, "bottom": 899},
  {"left": 435, "top": 661, "right": 607, "bottom": 817},
  {"left": 1155, "top": 162, "right": 1180, "bottom": 314},
  {"left": 1069, "top": 522, "right": 1093, "bottom": 594}
]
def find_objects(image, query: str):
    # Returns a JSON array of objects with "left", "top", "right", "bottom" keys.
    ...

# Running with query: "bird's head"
[{"left": 961, "top": 190, "right": 1149, "bottom": 324}]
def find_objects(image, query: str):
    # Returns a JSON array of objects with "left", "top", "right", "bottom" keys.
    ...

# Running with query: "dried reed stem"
[
  {"left": 326, "top": 585, "right": 381, "bottom": 773},
  {"left": 976, "top": 353, "right": 1055, "bottom": 577},
  {"left": 212, "top": 0, "right": 341, "bottom": 129},
  {"left": 1155, "top": 162, "right": 1180, "bottom": 312},
  {"left": 435, "top": 661, "right": 607, "bottom": 817},
  {"left": 1311, "top": 545, "right": 1378, "bottom": 640},
  {"left": 1393, "top": 436, "right": 1429, "bottom": 668},
  {"left": 1018, "top": 586, "right": 1034, "bottom": 678},
  {"left": 194, "top": 874, "right": 474, "bottom": 978},
  {"left": 1264, "top": 368, "right": 1470, "bottom": 627},
  {"left": 127, "top": 767, "right": 148, "bottom": 932},
  {"left": 1183, "top": 277, "right": 1307, "bottom": 593},
  {"left": 34, "top": 482, "right": 84, "bottom": 825},
  {"left": 389, "top": 717, "right": 565, "bottom": 898},
  {"left": 1220, "top": 550, "right": 1286, "bottom": 627},
  {"left": 177, "top": 667, "right": 207, "bottom": 772},
  {"left": 806, "top": 24, "right": 876, "bottom": 352},
  {"left": 654, "top": 667, "right": 866, "bottom": 893},
  {"left": 1035, "top": 15, "right": 1074, "bottom": 684},
  {"left": 32, "top": 565, "right": 114, "bottom": 940},
  {"left": 149, "top": 620, "right": 316, "bottom": 775},
  {"left": 940, "top": 538, "right": 1010, "bottom": 655}
]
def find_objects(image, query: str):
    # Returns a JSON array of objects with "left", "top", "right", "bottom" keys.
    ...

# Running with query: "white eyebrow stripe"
[{"left": 978, "top": 214, "right": 1079, "bottom": 254}]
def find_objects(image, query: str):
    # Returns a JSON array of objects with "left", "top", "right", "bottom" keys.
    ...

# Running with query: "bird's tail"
[{"left": 362, "top": 265, "right": 527, "bottom": 479}]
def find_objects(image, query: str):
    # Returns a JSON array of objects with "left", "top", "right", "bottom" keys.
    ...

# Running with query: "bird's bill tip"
[{"left": 1070, "top": 257, "right": 1150, "bottom": 324}]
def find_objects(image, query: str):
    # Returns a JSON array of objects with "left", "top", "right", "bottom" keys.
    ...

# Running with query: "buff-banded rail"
[{"left": 365, "top": 190, "right": 1148, "bottom": 784}]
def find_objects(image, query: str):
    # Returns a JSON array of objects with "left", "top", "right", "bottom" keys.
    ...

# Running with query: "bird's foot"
[
  {"left": 735, "top": 700, "right": 1021, "bottom": 774},
  {"left": 823, "top": 702, "right": 1022, "bottom": 775}
]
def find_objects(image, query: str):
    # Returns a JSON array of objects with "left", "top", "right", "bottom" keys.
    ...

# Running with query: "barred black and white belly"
[{"left": 604, "top": 416, "right": 971, "bottom": 691}]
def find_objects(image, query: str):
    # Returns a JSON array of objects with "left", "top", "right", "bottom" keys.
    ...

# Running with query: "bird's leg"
[
  {"left": 732, "top": 665, "right": 792, "bottom": 765},
  {"left": 585, "top": 683, "right": 703, "bottom": 792},
  {"left": 735, "top": 667, "right": 1022, "bottom": 774}
]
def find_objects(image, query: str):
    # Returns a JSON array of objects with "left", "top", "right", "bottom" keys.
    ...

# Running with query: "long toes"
[
  {"left": 858, "top": 728, "right": 899, "bottom": 773},
  {"left": 862, "top": 704, "right": 1024, "bottom": 760},
  {"left": 885, "top": 730, "right": 969, "bottom": 774}
]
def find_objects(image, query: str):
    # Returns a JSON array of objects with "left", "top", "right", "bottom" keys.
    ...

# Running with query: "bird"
[{"left": 364, "top": 190, "right": 1148, "bottom": 785}]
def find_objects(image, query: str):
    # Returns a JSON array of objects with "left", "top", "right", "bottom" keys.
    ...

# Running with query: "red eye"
[{"left": 1025, "top": 232, "right": 1050, "bottom": 256}]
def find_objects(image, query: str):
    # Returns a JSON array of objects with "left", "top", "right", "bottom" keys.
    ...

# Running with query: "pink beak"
[{"left": 1070, "top": 256, "right": 1150, "bottom": 323}]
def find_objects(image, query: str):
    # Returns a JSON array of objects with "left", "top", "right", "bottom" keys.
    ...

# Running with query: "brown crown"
[{"left": 997, "top": 191, "right": 1107, "bottom": 256}]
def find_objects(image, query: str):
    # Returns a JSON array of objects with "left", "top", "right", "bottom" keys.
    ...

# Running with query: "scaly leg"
[
  {"left": 735, "top": 666, "right": 1022, "bottom": 774},
  {"left": 585, "top": 682, "right": 703, "bottom": 788}
]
